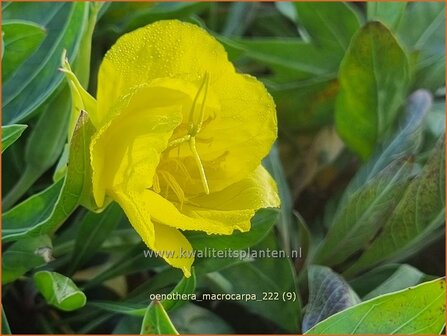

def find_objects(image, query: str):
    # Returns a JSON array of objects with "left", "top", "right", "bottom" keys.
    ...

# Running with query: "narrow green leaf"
[
  {"left": 263, "top": 144, "right": 295, "bottom": 252},
  {"left": 2, "top": 3, "right": 89, "bottom": 124},
  {"left": 1, "top": 124, "right": 27, "bottom": 153},
  {"left": 346, "top": 138, "right": 445, "bottom": 276},
  {"left": 2, "top": 180, "right": 63, "bottom": 242},
  {"left": 295, "top": 212, "right": 311, "bottom": 274},
  {"left": 367, "top": 2, "right": 406, "bottom": 30},
  {"left": 69, "top": 203, "right": 123, "bottom": 274},
  {"left": 2, "top": 87, "right": 71, "bottom": 210},
  {"left": 2, "top": 308, "right": 11, "bottom": 334},
  {"left": 52, "top": 3, "right": 102, "bottom": 183},
  {"left": 89, "top": 302, "right": 145, "bottom": 316},
  {"left": 294, "top": 2, "right": 361, "bottom": 57},
  {"left": 306, "top": 278, "right": 446, "bottom": 334},
  {"left": 84, "top": 243, "right": 164, "bottom": 290},
  {"left": 335, "top": 22, "right": 410, "bottom": 159},
  {"left": 90, "top": 268, "right": 196, "bottom": 316},
  {"left": 219, "top": 38, "right": 334, "bottom": 80},
  {"left": 2, "top": 235, "right": 52, "bottom": 284},
  {"left": 2, "top": 111, "right": 95, "bottom": 242},
  {"left": 2, "top": 20, "right": 46, "bottom": 81},
  {"left": 34, "top": 271, "right": 87, "bottom": 312},
  {"left": 315, "top": 159, "right": 412, "bottom": 266},
  {"left": 140, "top": 301, "right": 179, "bottom": 335},
  {"left": 4, "top": 2, "right": 102, "bottom": 209},
  {"left": 303, "top": 266, "right": 360, "bottom": 332}
]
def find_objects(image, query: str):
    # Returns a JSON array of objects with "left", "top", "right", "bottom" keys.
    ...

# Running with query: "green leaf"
[
  {"left": 306, "top": 278, "right": 446, "bottom": 334},
  {"left": 68, "top": 203, "right": 123, "bottom": 274},
  {"left": 220, "top": 37, "right": 334, "bottom": 81},
  {"left": 2, "top": 111, "right": 95, "bottom": 242},
  {"left": 140, "top": 301, "right": 179, "bottom": 335},
  {"left": 2, "top": 2, "right": 89, "bottom": 124},
  {"left": 2, "top": 235, "right": 52, "bottom": 284},
  {"left": 269, "top": 77, "right": 339, "bottom": 131},
  {"left": 216, "top": 232, "right": 300, "bottom": 332},
  {"left": 346, "top": 137, "right": 445, "bottom": 276},
  {"left": 161, "top": 268, "right": 196, "bottom": 312},
  {"left": 1, "top": 124, "right": 27, "bottom": 153},
  {"left": 2, "top": 87, "right": 71, "bottom": 210},
  {"left": 186, "top": 208, "right": 278, "bottom": 252},
  {"left": 2, "top": 308, "right": 11, "bottom": 334},
  {"left": 34, "top": 271, "right": 87, "bottom": 312},
  {"left": 3, "top": 2, "right": 102, "bottom": 209},
  {"left": 367, "top": 2, "right": 406, "bottom": 30},
  {"left": 398, "top": 2, "right": 445, "bottom": 91},
  {"left": 295, "top": 212, "right": 311, "bottom": 274},
  {"left": 2, "top": 180, "right": 63, "bottom": 242},
  {"left": 88, "top": 302, "right": 146, "bottom": 316},
  {"left": 263, "top": 144, "right": 295, "bottom": 252},
  {"left": 303, "top": 265, "right": 360, "bottom": 332},
  {"left": 350, "top": 264, "right": 431, "bottom": 300},
  {"left": 2, "top": 20, "right": 46, "bottom": 81},
  {"left": 315, "top": 159, "right": 412, "bottom": 266},
  {"left": 339, "top": 90, "right": 431, "bottom": 206},
  {"left": 221, "top": 2, "right": 256, "bottom": 37},
  {"left": 335, "top": 21, "right": 410, "bottom": 159},
  {"left": 294, "top": 2, "right": 361, "bottom": 58}
]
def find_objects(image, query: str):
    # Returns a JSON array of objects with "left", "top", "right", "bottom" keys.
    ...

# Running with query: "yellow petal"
[
  {"left": 97, "top": 20, "right": 232, "bottom": 127},
  {"left": 153, "top": 222, "right": 193, "bottom": 277},
  {"left": 112, "top": 189, "right": 193, "bottom": 276},
  {"left": 183, "top": 164, "right": 280, "bottom": 232},
  {"left": 112, "top": 189, "right": 156, "bottom": 247},
  {"left": 144, "top": 165, "right": 280, "bottom": 234},
  {"left": 186, "top": 74, "right": 277, "bottom": 192},
  {"left": 90, "top": 84, "right": 183, "bottom": 207},
  {"left": 97, "top": 20, "right": 277, "bottom": 194}
]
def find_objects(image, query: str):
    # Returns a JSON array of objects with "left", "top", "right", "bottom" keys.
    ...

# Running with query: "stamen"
[
  {"left": 160, "top": 170, "right": 186, "bottom": 208},
  {"left": 189, "top": 137, "right": 209, "bottom": 194},
  {"left": 152, "top": 173, "right": 161, "bottom": 193},
  {"left": 193, "top": 72, "right": 209, "bottom": 135},
  {"left": 172, "top": 158, "right": 193, "bottom": 181}
]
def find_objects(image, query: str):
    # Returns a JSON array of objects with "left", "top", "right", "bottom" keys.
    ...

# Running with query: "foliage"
[{"left": 1, "top": 2, "right": 445, "bottom": 334}]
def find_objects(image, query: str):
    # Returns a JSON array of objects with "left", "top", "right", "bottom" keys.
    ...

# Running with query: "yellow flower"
[{"left": 62, "top": 20, "right": 280, "bottom": 277}]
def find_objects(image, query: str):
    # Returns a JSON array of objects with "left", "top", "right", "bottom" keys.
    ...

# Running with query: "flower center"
[{"left": 165, "top": 73, "right": 211, "bottom": 195}]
